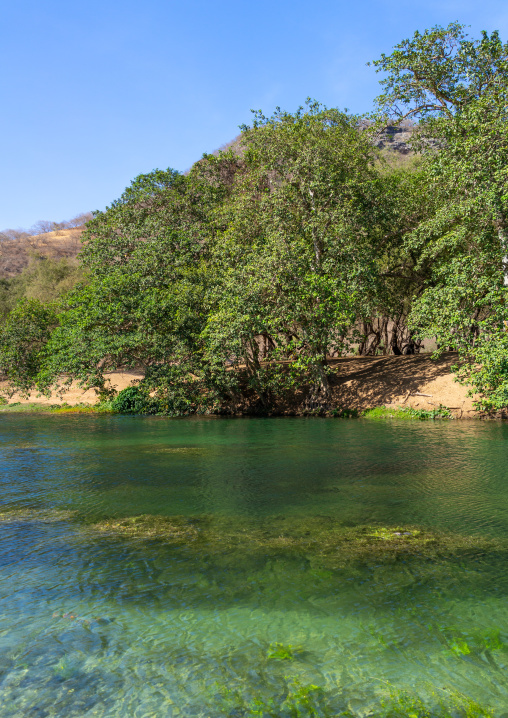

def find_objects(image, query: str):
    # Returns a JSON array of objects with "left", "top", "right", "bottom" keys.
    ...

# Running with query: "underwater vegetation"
[
  {"left": 3, "top": 414, "right": 508, "bottom": 717},
  {"left": 267, "top": 643, "right": 299, "bottom": 661},
  {"left": 215, "top": 679, "right": 495, "bottom": 717},
  {"left": 1, "top": 637, "right": 497, "bottom": 718},
  {"left": 432, "top": 624, "right": 508, "bottom": 659},
  {"left": 1, "top": 500, "right": 507, "bottom": 717},
  {"left": 80, "top": 513, "right": 504, "bottom": 570},
  {"left": 1, "top": 506, "right": 507, "bottom": 716},
  {"left": 1, "top": 507, "right": 503, "bottom": 571},
  {"left": 379, "top": 687, "right": 494, "bottom": 718},
  {"left": 0, "top": 508, "right": 77, "bottom": 523}
]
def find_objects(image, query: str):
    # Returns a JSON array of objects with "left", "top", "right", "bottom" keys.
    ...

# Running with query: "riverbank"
[
  {"left": 327, "top": 352, "right": 480, "bottom": 418},
  {"left": 0, "top": 353, "right": 487, "bottom": 417}
]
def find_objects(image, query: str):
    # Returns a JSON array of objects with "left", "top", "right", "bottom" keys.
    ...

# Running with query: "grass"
[
  {"left": 0, "top": 400, "right": 114, "bottom": 414},
  {"left": 0, "top": 395, "right": 455, "bottom": 419},
  {"left": 363, "top": 405, "right": 453, "bottom": 420},
  {"left": 52, "top": 401, "right": 114, "bottom": 414}
]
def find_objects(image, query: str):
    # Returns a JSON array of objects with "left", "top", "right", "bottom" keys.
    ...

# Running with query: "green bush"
[{"left": 111, "top": 387, "right": 157, "bottom": 415}]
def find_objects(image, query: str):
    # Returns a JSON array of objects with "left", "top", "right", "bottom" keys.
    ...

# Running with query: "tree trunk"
[{"left": 304, "top": 360, "right": 331, "bottom": 410}]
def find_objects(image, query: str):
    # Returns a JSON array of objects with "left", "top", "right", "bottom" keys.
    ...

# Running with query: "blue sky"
[{"left": 1, "top": 0, "right": 508, "bottom": 229}]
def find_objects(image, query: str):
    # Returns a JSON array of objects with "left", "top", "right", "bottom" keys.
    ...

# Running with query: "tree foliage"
[
  {"left": 371, "top": 23, "right": 508, "bottom": 409},
  {"left": 0, "top": 299, "right": 57, "bottom": 397},
  {"left": 205, "top": 103, "right": 386, "bottom": 406}
]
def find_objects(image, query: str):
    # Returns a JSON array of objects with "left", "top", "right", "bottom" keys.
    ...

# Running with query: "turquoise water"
[{"left": 1, "top": 415, "right": 508, "bottom": 716}]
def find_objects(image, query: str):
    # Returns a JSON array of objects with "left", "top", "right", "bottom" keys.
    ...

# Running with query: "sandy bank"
[
  {"left": 327, "top": 352, "right": 479, "bottom": 418},
  {"left": 0, "top": 371, "right": 143, "bottom": 407},
  {"left": 0, "top": 353, "right": 483, "bottom": 417}
]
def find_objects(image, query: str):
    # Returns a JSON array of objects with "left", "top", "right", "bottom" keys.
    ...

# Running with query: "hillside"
[{"left": 0, "top": 227, "right": 84, "bottom": 278}]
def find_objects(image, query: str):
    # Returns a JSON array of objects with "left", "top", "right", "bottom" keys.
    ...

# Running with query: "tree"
[
  {"left": 33, "top": 161, "right": 241, "bottom": 410},
  {"left": 371, "top": 23, "right": 508, "bottom": 119},
  {"left": 0, "top": 299, "right": 57, "bottom": 397},
  {"left": 205, "top": 101, "right": 387, "bottom": 406},
  {"left": 371, "top": 24, "right": 508, "bottom": 410}
]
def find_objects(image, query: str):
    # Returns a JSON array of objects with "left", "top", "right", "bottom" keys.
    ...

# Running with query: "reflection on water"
[{"left": 1, "top": 415, "right": 508, "bottom": 715}]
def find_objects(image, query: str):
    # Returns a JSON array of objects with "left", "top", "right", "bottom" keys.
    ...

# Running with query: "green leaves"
[
  {"left": 207, "top": 103, "right": 385, "bottom": 402},
  {"left": 371, "top": 23, "right": 508, "bottom": 120},
  {"left": 0, "top": 299, "right": 57, "bottom": 397},
  {"left": 371, "top": 24, "right": 508, "bottom": 411}
]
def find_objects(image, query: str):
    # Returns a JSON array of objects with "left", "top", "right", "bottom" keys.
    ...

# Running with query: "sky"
[{"left": 1, "top": 0, "right": 508, "bottom": 230}]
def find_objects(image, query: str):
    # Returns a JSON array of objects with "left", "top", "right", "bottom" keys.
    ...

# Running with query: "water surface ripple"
[{"left": 0, "top": 415, "right": 508, "bottom": 716}]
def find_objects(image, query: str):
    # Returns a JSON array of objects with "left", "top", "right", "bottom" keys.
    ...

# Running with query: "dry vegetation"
[{"left": 0, "top": 227, "right": 84, "bottom": 278}]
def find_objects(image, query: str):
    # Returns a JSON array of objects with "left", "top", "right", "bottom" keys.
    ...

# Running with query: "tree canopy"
[{"left": 371, "top": 23, "right": 508, "bottom": 409}]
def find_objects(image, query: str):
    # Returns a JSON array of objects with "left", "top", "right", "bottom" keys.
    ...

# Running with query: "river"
[{"left": 1, "top": 414, "right": 507, "bottom": 716}]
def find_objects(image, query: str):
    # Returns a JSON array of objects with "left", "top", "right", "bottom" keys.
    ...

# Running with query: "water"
[{"left": 1, "top": 415, "right": 508, "bottom": 716}]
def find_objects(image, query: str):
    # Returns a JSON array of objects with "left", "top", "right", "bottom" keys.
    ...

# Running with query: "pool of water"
[{"left": 1, "top": 415, "right": 508, "bottom": 716}]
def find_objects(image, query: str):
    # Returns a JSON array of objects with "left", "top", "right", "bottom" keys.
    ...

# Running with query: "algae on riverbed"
[
  {"left": 0, "top": 506, "right": 498, "bottom": 568},
  {"left": 2, "top": 416, "right": 508, "bottom": 716},
  {"left": 82, "top": 513, "right": 503, "bottom": 569},
  {"left": 0, "top": 508, "right": 77, "bottom": 523},
  {"left": 214, "top": 676, "right": 495, "bottom": 717}
]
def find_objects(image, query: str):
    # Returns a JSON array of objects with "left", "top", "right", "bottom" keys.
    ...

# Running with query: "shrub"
[{"left": 110, "top": 387, "right": 157, "bottom": 415}]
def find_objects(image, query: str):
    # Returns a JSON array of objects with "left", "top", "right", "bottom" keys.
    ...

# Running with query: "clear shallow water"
[{"left": 1, "top": 416, "right": 508, "bottom": 716}]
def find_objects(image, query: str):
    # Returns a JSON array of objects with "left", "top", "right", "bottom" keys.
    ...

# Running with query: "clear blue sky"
[{"left": 1, "top": 0, "right": 507, "bottom": 229}]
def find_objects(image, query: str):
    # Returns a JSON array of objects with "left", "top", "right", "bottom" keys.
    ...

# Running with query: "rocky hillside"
[{"left": 374, "top": 124, "right": 416, "bottom": 154}]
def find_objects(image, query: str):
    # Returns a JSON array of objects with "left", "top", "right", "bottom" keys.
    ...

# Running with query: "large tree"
[
  {"left": 25, "top": 161, "right": 239, "bottom": 411},
  {"left": 205, "top": 101, "right": 388, "bottom": 407},
  {"left": 372, "top": 24, "right": 508, "bottom": 410}
]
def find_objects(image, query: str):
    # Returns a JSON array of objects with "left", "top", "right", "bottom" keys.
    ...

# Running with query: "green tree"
[
  {"left": 205, "top": 101, "right": 386, "bottom": 406},
  {"left": 0, "top": 299, "right": 57, "bottom": 397},
  {"left": 372, "top": 24, "right": 508, "bottom": 410},
  {"left": 34, "top": 162, "right": 240, "bottom": 409}
]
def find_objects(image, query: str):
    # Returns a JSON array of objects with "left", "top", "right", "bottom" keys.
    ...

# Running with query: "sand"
[
  {"left": 327, "top": 352, "right": 478, "bottom": 417},
  {"left": 0, "top": 370, "right": 143, "bottom": 406}
]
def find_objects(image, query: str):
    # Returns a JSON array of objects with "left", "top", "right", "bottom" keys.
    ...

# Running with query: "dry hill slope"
[{"left": 0, "top": 227, "right": 83, "bottom": 278}]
